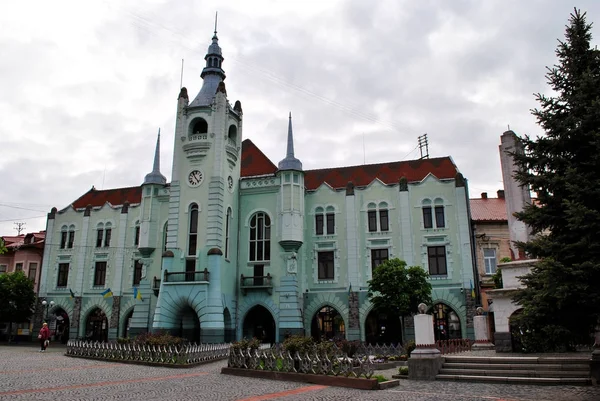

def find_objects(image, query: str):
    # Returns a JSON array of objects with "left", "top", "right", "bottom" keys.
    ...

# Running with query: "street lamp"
[{"left": 41, "top": 300, "right": 55, "bottom": 322}]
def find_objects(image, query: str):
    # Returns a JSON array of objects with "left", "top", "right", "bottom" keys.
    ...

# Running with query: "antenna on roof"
[
  {"left": 418, "top": 133, "right": 429, "bottom": 159},
  {"left": 14, "top": 222, "right": 25, "bottom": 235},
  {"left": 214, "top": 11, "right": 218, "bottom": 34}
]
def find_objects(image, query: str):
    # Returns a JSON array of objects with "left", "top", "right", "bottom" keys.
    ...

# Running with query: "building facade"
[{"left": 38, "top": 32, "right": 477, "bottom": 344}]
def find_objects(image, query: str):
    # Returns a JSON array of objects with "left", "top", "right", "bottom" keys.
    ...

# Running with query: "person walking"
[{"left": 38, "top": 322, "right": 50, "bottom": 352}]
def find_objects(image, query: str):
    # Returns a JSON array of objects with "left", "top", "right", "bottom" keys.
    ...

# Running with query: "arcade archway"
[
  {"left": 85, "top": 308, "right": 108, "bottom": 342},
  {"left": 53, "top": 308, "right": 70, "bottom": 344},
  {"left": 311, "top": 306, "right": 345, "bottom": 341},
  {"left": 242, "top": 305, "right": 276, "bottom": 343},
  {"left": 176, "top": 305, "right": 200, "bottom": 344},
  {"left": 365, "top": 308, "right": 402, "bottom": 345},
  {"left": 430, "top": 303, "right": 461, "bottom": 341}
]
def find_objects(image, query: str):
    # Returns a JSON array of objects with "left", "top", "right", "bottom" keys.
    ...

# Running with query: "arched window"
[
  {"left": 367, "top": 202, "right": 389, "bottom": 232},
  {"left": 228, "top": 125, "right": 237, "bottom": 142},
  {"left": 134, "top": 221, "right": 140, "bottom": 247},
  {"left": 422, "top": 199, "right": 433, "bottom": 228},
  {"left": 67, "top": 225, "right": 75, "bottom": 249},
  {"left": 315, "top": 207, "right": 324, "bottom": 235},
  {"left": 104, "top": 223, "right": 112, "bottom": 247},
  {"left": 225, "top": 207, "right": 232, "bottom": 259},
  {"left": 249, "top": 212, "right": 270, "bottom": 262},
  {"left": 188, "top": 204, "right": 199, "bottom": 256},
  {"left": 95, "top": 223, "right": 104, "bottom": 248},
  {"left": 163, "top": 222, "right": 168, "bottom": 253},
  {"left": 191, "top": 118, "right": 208, "bottom": 135},
  {"left": 423, "top": 198, "right": 445, "bottom": 229},
  {"left": 434, "top": 198, "right": 445, "bottom": 228},
  {"left": 60, "top": 225, "right": 68, "bottom": 249}
]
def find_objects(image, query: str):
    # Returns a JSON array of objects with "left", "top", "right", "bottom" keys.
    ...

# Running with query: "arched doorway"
[
  {"left": 242, "top": 305, "right": 276, "bottom": 343},
  {"left": 85, "top": 308, "right": 108, "bottom": 342},
  {"left": 122, "top": 310, "right": 134, "bottom": 340},
  {"left": 223, "top": 308, "right": 233, "bottom": 343},
  {"left": 365, "top": 307, "right": 402, "bottom": 345},
  {"left": 430, "top": 303, "right": 461, "bottom": 341},
  {"left": 176, "top": 305, "right": 200, "bottom": 344},
  {"left": 311, "top": 306, "right": 345, "bottom": 341},
  {"left": 509, "top": 308, "right": 524, "bottom": 352},
  {"left": 53, "top": 308, "right": 70, "bottom": 344}
]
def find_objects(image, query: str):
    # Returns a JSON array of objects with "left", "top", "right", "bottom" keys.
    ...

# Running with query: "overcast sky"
[{"left": 1, "top": 0, "right": 599, "bottom": 236}]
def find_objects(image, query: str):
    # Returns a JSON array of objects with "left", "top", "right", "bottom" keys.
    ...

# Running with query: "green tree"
[
  {"left": 0, "top": 271, "right": 36, "bottom": 340},
  {"left": 367, "top": 258, "right": 432, "bottom": 344},
  {"left": 0, "top": 238, "right": 6, "bottom": 255},
  {"left": 511, "top": 9, "right": 600, "bottom": 350}
]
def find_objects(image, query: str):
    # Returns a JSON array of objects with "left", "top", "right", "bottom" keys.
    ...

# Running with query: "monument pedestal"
[
  {"left": 408, "top": 305, "right": 442, "bottom": 380},
  {"left": 472, "top": 313, "right": 494, "bottom": 350}
]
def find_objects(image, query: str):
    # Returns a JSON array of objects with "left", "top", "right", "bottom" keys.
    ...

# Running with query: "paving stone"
[{"left": 1, "top": 345, "right": 599, "bottom": 401}]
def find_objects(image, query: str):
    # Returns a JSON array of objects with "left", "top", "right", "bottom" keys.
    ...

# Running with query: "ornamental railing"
[
  {"left": 435, "top": 339, "right": 473, "bottom": 354},
  {"left": 164, "top": 268, "right": 210, "bottom": 283},
  {"left": 227, "top": 343, "right": 395, "bottom": 378},
  {"left": 240, "top": 274, "right": 273, "bottom": 295},
  {"left": 66, "top": 340, "right": 230, "bottom": 365}
]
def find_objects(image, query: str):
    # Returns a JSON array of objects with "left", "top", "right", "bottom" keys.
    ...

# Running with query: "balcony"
[
  {"left": 240, "top": 273, "right": 273, "bottom": 295},
  {"left": 164, "top": 268, "right": 210, "bottom": 283}
]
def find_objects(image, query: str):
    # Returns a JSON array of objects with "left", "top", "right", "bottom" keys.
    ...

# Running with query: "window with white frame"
[
  {"left": 225, "top": 207, "right": 232, "bottom": 259},
  {"left": 15, "top": 262, "right": 23, "bottom": 271},
  {"left": 28, "top": 262, "right": 37, "bottom": 281},
  {"left": 60, "top": 225, "right": 68, "bottom": 249},
  {"left": 249, "top": 212, "right": 271, "bottom": 262},
  {"left": 188, "top": 204, "right": 199, "bottom": 256},
  {"left": 317, "top": 251, "right": 335, "bottom": 280},
  {"left": 94, "top": 261, "right": 107, "bottom": 286},
  {"left": 134, "top": 221, "right": 140, "bottom": 246},
  {"left": 371, "top": 248, "right": 389, "bottom": 272},
  {"left": 315, "top": 206, "right": 335, "bottom": 235},
  {"left": 427, "top": 246, "right": 447, "bottom": 275},
  {"left": 422, "top": 198, "right": 446, "bottom": 229},
  {"left": 67, "top": 225, "right": 75, "bottom": 248},
  {"left": 104, "top": 223, "right": 112, "bottom": 247},
  {"left": 57, "top": 263, "right": 69, "bottom": 287},
  {"left": 483, "top": 248, "right": 497, "bottom": 274},
  {"left": 0, "top": 264, "right": 7, "bottom": 274},
  {"left": 367, "top": 202, "right": 389, "bottom": 232},
  {"left": 163, "top": 222, "right": 168, "bottom": 253}
]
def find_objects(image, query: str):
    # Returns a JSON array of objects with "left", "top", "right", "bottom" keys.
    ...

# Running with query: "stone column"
[
  {"left": 347, "top": 291, "right": 360, "bottom": 341},
  {"left": 70, "top": 297, "right": 82, "bottom": 340},
  {"left": 202, "top": 248, "right": 225, "bottom": 343},
  {"left": 408, "top": 303, "right": 442, "bottom": 380},
  {"left": 472, "top": 307, "right": 494, "bottom": 350}
]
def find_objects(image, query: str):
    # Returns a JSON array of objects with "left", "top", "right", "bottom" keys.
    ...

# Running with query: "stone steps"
[{"left": 436, "top": 355, "right": 592, "bottom": 386}]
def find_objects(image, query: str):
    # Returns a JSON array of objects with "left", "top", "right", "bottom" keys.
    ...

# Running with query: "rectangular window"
[
  {"left": 428, "top": 246, "right": 447, "bottom": 276},
  {"left": 423, "top": 207, "right": 433, "bottom": 228},
  {"left": 326, "top": 213, "right": 335, "bottom": 235},
  {"left": 368, "top": 211, "right": 377, "bottom": 232},
  {"left": 318, "top": 251, "right": 335, "bottom": 280},
  {"left": 435, "top": 206, "right": 445, "bottom": 228},
  {"left": 225, "top": 215, "right": 230, "bottom": 259},
  {"left": 484, "top": 248, "right": 497, "bottom": 275},
  {"left": 133, "top": 260, "right": 143, "bottom": 285},
  {"left": 15, "top": 263, "right": 23, "bottom": 272},
  {"left": 253, "top": 265, "right": 265, "bottom": 286},
  {"left": 0, "top": 264, "right": 6, "bottom": 274},
  {"left": 315, "top": 214, "right": 324, "bottom": 235},
  {"left": 28, "top": 263, "right": 38, "bottom": 281},
  {"left": 94, "top": 261, "right": 107, "bottom": 286},
  {"left": 67, "top": 230, "right": 75, "bottom": 248},
  {"left": 57, "top": 263, "right": 69, "bottom": 287},
  {"left": 379, "top": 210, "right": 389, "bottom": 232},
  {"left": 185, "top": 259, "right": 195, "bottom": 282},
  {"left": 96, "top": 229, "right": 104, "bottom": 248},
  {"left": 293, "top": 174, "right": 299, "bottom": 184},
  {"left": 60, "top": 231, "right": 67, "bottom": 249},
  {"left": 104, "top": 228, "right": 112, "bottom": 247},
  {"left": 134, "top": 226, "right": 140, "bottom": 246},
  {"left": 371, "top": 248, "right": 389, "bottom": 272}
]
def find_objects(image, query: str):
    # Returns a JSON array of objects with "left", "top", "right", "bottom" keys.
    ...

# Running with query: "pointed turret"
[
  {"left": 278, "top": 112, "right": 303, "bottom": 171},
  {"left": 189, "top": 21, "right": 226, "bottom": 107},
  {"left": 143, "top": 130, "right": 167, "bottom": 185}
]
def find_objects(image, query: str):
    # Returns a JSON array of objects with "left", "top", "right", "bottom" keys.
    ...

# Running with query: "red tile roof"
[
  {"left": 241, "top": 139, "right": 278, "bottom": 177},
  {"left": 71, "top": 186, "right": 142, "bottom": 209},
  {"left": 470, "top": 198, "right": 507, "bottom": 222},
  {"left": 304, "top": 157, "right": 458, "bottom": 191},
  {"left": 2, "top": 231, "right": 45, "bottom": 249}
]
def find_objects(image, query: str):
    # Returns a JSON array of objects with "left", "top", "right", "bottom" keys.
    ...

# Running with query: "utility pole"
[
  {"left": 418, "top": 133, "right": 429, "bottom": 159},
  {"left": 14, "top": 222, "right": 26, "bottom": 235}
]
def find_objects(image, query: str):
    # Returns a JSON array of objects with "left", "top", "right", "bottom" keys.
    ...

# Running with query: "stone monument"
[
  {"left": 471, "top": 307, "right": 495, "bottom": 350},
  {"left": 408, "top": 303, "right": 442, "bottom": 380}
]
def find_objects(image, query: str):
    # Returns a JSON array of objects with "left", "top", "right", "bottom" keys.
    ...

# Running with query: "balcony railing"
[
  {"left": 240, "top": 273, "right": 273, "bottom": 295},
  {"left": 164, "top": 268, "right": 210, "bottom": 283}
]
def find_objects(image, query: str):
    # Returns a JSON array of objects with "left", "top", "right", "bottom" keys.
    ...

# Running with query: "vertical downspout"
[{"left": 464, "top": 177, "right": 480, "bottom": 305}]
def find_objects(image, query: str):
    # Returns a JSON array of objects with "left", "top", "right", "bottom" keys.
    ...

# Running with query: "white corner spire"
[{"left": 143, "top": 129, "right": 167, "bottom": 185}]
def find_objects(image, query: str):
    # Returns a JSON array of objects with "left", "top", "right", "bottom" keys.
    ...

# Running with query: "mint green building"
[{"left": 38, "top": 32, "right": 477, "bottom": 344}]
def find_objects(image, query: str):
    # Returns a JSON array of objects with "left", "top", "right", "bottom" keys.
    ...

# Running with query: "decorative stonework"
[
  {"left": 348, "top": 292, "right": 360, "bottom": 329},
  {"left": 110, "top": 296, "right": 121, "bottom": 329},
  {"left": 72, "top": 297, "right": 82, "bottom": 329},
  {"left": 241, "top": 178, "right": 279, "bottom": 189}
]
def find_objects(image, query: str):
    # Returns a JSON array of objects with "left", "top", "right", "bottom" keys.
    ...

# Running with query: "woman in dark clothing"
[{"left": 38, "top": 322, "right": 50, "bottom": 352}]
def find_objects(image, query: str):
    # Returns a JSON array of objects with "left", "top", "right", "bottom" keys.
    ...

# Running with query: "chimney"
[
  {"left": 481, "top": 192, "right": 488, "bottom": 199},
  {"left": 497, "top": 189, "right": 505, "bottom": 199}
]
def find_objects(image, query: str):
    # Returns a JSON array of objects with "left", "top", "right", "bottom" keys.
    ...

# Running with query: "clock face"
[
  {"left": 227, "top": 176, "right": 234, "bottom": 192},
  {"left": 188, "top": 170, "right": 203, "bottom": 187}
]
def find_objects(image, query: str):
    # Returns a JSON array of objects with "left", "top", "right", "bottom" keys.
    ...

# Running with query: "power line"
[{"left": 0, "top": 203, "right": 48, "bottom": 213}]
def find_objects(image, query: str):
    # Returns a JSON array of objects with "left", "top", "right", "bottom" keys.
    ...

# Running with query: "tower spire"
[
  {"left": 214, "top": 11, "right": 218, "bottom": 36},
  {"left": 189, "top": 24, "right": 227, "bottom": 107},
  {"left": 143, "top": 129, "right": 167, "bottom": 185},
  {"left": 278, "top": 112, "right": 303, "bottom": 171}
]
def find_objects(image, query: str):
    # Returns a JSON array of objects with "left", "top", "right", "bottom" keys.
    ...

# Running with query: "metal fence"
[
  {"left": 435, "top": 339, "right": 473, "bottom": 354},
  {"left": 65, "top": 340, "right": 231, "bottom": 365}
]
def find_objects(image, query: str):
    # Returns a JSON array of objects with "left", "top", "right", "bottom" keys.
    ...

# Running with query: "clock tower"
[{"left": 153, "top": 28, "right": 243, "bottom": 343}]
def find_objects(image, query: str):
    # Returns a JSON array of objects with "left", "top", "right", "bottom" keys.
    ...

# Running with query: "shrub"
[
  {"left": 117, "top": 337, "right": 131, "bottom": 344},
  {"left": 398, "top": 354, "right": 408, "bottom": 361},
  {"left": 283, "top": 335, "right": 314, "bottom": 355},
  {"left": 335, "top": 339, "right": 360, "bottom": 357},
  {"left": 315, "top": 340, "right": 336, "bottom": 356},
  {"left": 133, "top": 331, "right": 186, "bottom": 347},
  {"left": 492, "top": 269, "right": 503, "bottom": 289},
  {"left": 231, "top": 337, "right": 261, "bottom": 351},
  {"left": 398, "top": 366, "right": 409, "bottom": 376},
  {"left": 373, "top": 374, "right": 389, "bottom": 383},
  {"left": 405, "top": 340, "right": 416, "bottom": 357}
]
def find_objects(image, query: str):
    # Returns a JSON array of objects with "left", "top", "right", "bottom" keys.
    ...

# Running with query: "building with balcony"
[{"left": 38, "top": 31, "right": 477, "bottom": 344}]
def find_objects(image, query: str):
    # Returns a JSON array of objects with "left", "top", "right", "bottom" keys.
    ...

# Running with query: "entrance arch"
[
  {"left": 85, "top": 308, "right": 108, "bottom": 342},
  {"left": 311, "top": 306, "right": 345, "bottom": 341},
  {"left": 365, "top": 307, "right": 402, "bottom": 345},
  {"left": 122, "top": 309, "right": 134, "bottom": 339},
  {"left": 430, "top": 303, "right": 461, "bottom": 341},
  {"left": 53, "top": 308, "right": 70, "bottom": 344},
  {"left": 223, "top": 308, "right": 233, "bottom": 343},
  {"left": 242, "top": 305, "right": 275, "bottom": 343},
  {"left": 176, "top": 305, "right": 200, "bottom": 344}
]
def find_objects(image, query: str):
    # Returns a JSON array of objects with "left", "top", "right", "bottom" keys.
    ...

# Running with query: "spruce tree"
[{"left": 511, "top": 9, "right": 600, "bottom": 350}]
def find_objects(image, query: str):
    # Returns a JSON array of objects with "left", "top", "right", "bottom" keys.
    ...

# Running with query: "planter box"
[
  {"left": 221, "top": 367, "right": 379, "bottom": 390},
  {"left": 378, "top": 379, "right": 400, "bottom": 389},
  {"left": 373, "top": 361, "right": 407, "bottom": 370},
  {"left": 392, "top": 374, "right": 409, "bottom": 380}
]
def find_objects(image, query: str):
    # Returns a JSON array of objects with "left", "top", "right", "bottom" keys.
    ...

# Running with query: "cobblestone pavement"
[{"left": 1, "top": 345, "right": 599, "bottom": 401}]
